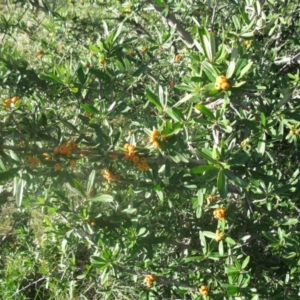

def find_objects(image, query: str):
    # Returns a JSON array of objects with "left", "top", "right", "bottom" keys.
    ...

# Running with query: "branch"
[{"left": 147, "top": 1, "right": 193, "bottom": 47}]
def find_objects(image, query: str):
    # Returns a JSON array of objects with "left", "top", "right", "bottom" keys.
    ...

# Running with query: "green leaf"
[
  {"left": 90, "top": 194, "right": 114, "bottom": 202},
  {"left": 60, "top": 119, "right": 80, "bottom": 133},
  {"left": 174, "top": 94, "right": 198, "bottom": 107},
  {"left": 226, "top": 60, "right": 236, "bottom": 79},
  {"left": 218, "top": 169, "right": 227, "bottom": 198},
  {"left": 146, "top": 89, "right": 163, "bottom": 112},
  {"left": 81, "top": 103, "right": 100, "bottom": 114},
  {"left": 194, "top": 104, "right": 215, "bottom": 119},
  {"left": 165, "top": 108, "right": 184, "bottom": 122},
  {"left": 202, "top": 83, "right": 221, "bottom": 97},
  {"left": 223, "top": 169, "right": 248, "bottom": 188},
  {"left": 228, "top": 153, "right": 250, "bottom": 166},
  {"left": 132, "top": 64, "right": 150, "bottom": 76},
  {"left": 183, "top": 256, "right": 205, "bottom": 262},
  {"left": 202, "top": 61, "right": 218, "bottom": 77},
  {"left": 0, "top": 167, "right": 20, "bottom": 184},
  {"left": 203, "top": 231, "right": 215, "bottom": 238},
  {"left": 87, "top": 170, "right": 96, "bottom": 196},
  {"left": 282, "top": 219, "right": 298, "bottom": 226},
  {"left": 15, "top": 177, "right": 26, "bottom": 207},
  {"left": 238, "top": 60, "right": 253, "bottom": 79},
  {"left": 40, "top": 71, "right": 63, "bottom": 84},
  {"left": 197, "top": 148, "right": 216, "bottom": 163},
  {"left": 241, "top": 256, "right": 250, "bottom": 269},
  {"left": 112, "top": 23, "right": 123, "bottom": 43},
  {"left": 225, "top": 237, "right": 236, "bottom": 245},
  {"left": 257, "top": 132, "right": 266, "bottom": 156},
  {"left": 65, "top": 182, "right": 85, "bottom": 198},
  {"left": 192, "top": 165, "right": 218, "bottom": 174}
]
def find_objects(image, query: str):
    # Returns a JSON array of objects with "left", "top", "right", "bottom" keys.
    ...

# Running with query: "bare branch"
[{"left": 146, "top": 1, "right": 193, "bottom": 47}]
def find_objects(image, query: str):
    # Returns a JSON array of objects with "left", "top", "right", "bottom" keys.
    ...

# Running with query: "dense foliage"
[{"left": 1, "top": 0, "right": 300, "bottom": 299}]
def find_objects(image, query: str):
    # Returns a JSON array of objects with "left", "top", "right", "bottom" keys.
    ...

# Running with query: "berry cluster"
[
  {"left": 53, "top": 140, "right": 77, "bottom": 155},
  {"left": 215, "top": 75, "right": 230, "bottom": 91},
  {"left": 25, "top": 156, "right": 40, "bottom": 168},
  {"left": 215, "top": 229, "right": 225, "bottom": 242},
  {"left": 213, "top": 207, "right": 226, "bottom": 220},
  {"left": 3, "top": 96, "right": 20, "bottom": 108},
  {"left": 199, "top": 285, "right": 209, "bottom": 296},
  {"left": 290, "top": 125, "right": 300, "bottom": 135},
  {"left": 144, "top": 274, "right": 156, "bottom": 288},
  {"left": 124, "top": 144, "right": 149, "bottom": 171},
  {"left": 244, "top": 40, "right": 251, "bottom": 47},
  {"left": 103, "top": 169, "right": 119, "bottom": 183},
  {"left": 207, "top": 194, "right": 216, "bottom": 202},
  {"left": 149, "top": 129, "right": 166, "bottom": 149}
]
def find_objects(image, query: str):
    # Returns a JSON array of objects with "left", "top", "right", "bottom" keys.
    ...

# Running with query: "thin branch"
[{"left": 147, "top": 0, "right": 193, "bottom": 47}]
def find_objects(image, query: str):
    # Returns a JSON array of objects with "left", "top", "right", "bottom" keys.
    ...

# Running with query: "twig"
[
  {"left": 147, "top": 0, "right": 193, "bottom": 47},
  {"left": 9, "top": 276, "right": 47, "bottom": 299}
]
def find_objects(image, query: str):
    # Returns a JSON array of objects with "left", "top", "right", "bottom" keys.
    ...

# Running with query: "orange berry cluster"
[
  {"left": 215, "top": 229, "right": 225, "bottom": 242},
  {"left": 42, "top": 152, "right": 51, "bottom": 161},
  {"left": 54, "top": 163, "right": 62, "bottom": 171},
  {"left": 124, "top": 144, "right": 149, "bottom": 171},
  {"left": 3, "top": 96, "right": 20, "bottom": 108},
  {"left": 103, "top": 169, "right": 119, "bottom": 183},
  {"left": 53, "top": 140, "right": 77, "bottom": 155},
  {"left": 25, "top": 156, "right": 40, "bottom": 168},
  {"left": 175, "top": 54, "right": 182, "bottom": 62},
  {"left": 36, "top": 49, "right": 44, "bottom": 59},
  {"left": 215, "top": 75, "right": 230, "bottom": 91},
  {"left": 199, "top": 285, "right": 209, "bottom": 296},
  {"left": 290, "top": 125, "right": 300, "bottom": 135},
  {"left": 87, "top": 219, "right": 96, "bottom": 226},
  {"left": 244, "top": 40, "right": 251, "bottom": 47},
  {"left": 144, "top": 274, "right": 156, "bottom": 288},
  {"left": 149, "top": 129, "right": 166, "bottom": 149},
  {"left": 213, "top": 207, "right": 226, "bottom": 220},
  {"left": 207, "top": 194, "right": 217, "bottom": 202}
]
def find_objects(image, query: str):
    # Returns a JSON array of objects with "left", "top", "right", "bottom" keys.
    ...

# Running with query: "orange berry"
[
  {"left": 25, "top": 155, "right": 33, "bottom": 163},
  {"left": 149, "top": 136, "right": 156, "bottom": 144},
  {"left": 53, "top": 147, "right": 59, "bottom": 155},
  {"left": 152, "top": 141, "right": 160, "bottom": 149},
  {"left": 175, "top": 54, "right": 182, "bottom": 62},
  {"left": 90, "top": 221, "right": 96, "bottom": 226},
  {"left": 30, "top": 157, "right": 39, "bottom": 168},
  {"left": 216, "top": 75, "right": 227, "bottom": 84},
  {"left": 69, "top": 140, "right": 77, "bottom": 149},
  {"left": 99, "top": 57, "right": 106, "bottom": 64},
  {"left": 170, "top": 80, "right": 175, "bottom": 87},
  {"left": 11, "top": 96, "right": 20, "bottom": 103},
  {"left": 131, "top": 155, "right": 140, "bottom": 164},
  {"left": 221, "top": 81, "right": 230, "bottom": 91},
  {"left": 70, "top": 160, "right": 76, "bottom": 167},
  {"left": 199, "top": 285, "right": 209, "bottom": 296},
  {"left": 124, "top": 152, "right": 131, "bottom": 160},
  {"left": 207, "top": 194, "right": 216, "bottom": 202},
  {"left": 213, "top": 208, "right": 226, "bottom": 220},
  {"left": 147, "top": 274, "right": 156, "bottom": 281},
  {"left": 54, "top": 163, "right": 62, "bottom": 171},
  {"left": 58, "top": 144, "right": 67, "bottom": 154},
  {"left": 161, "top": 134, "right": 167, "bottom": 141},
  {"left": 151, "top": 129, "right": 159, "bottom": 138},
  {"left": 124, "top": 143, "right": 130, "bottom": 150},
  {"left": 140, "top": 157, "right": 147, "bottom": 163},
  {"left": 215, "top": 82, "right": 222, "bottom": 90},
  {"left": 128, "top": 145, "right": 136, "bottom": 153},
  {"left": 141, "top": 46, "right": 148, "bottom": 53}
]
